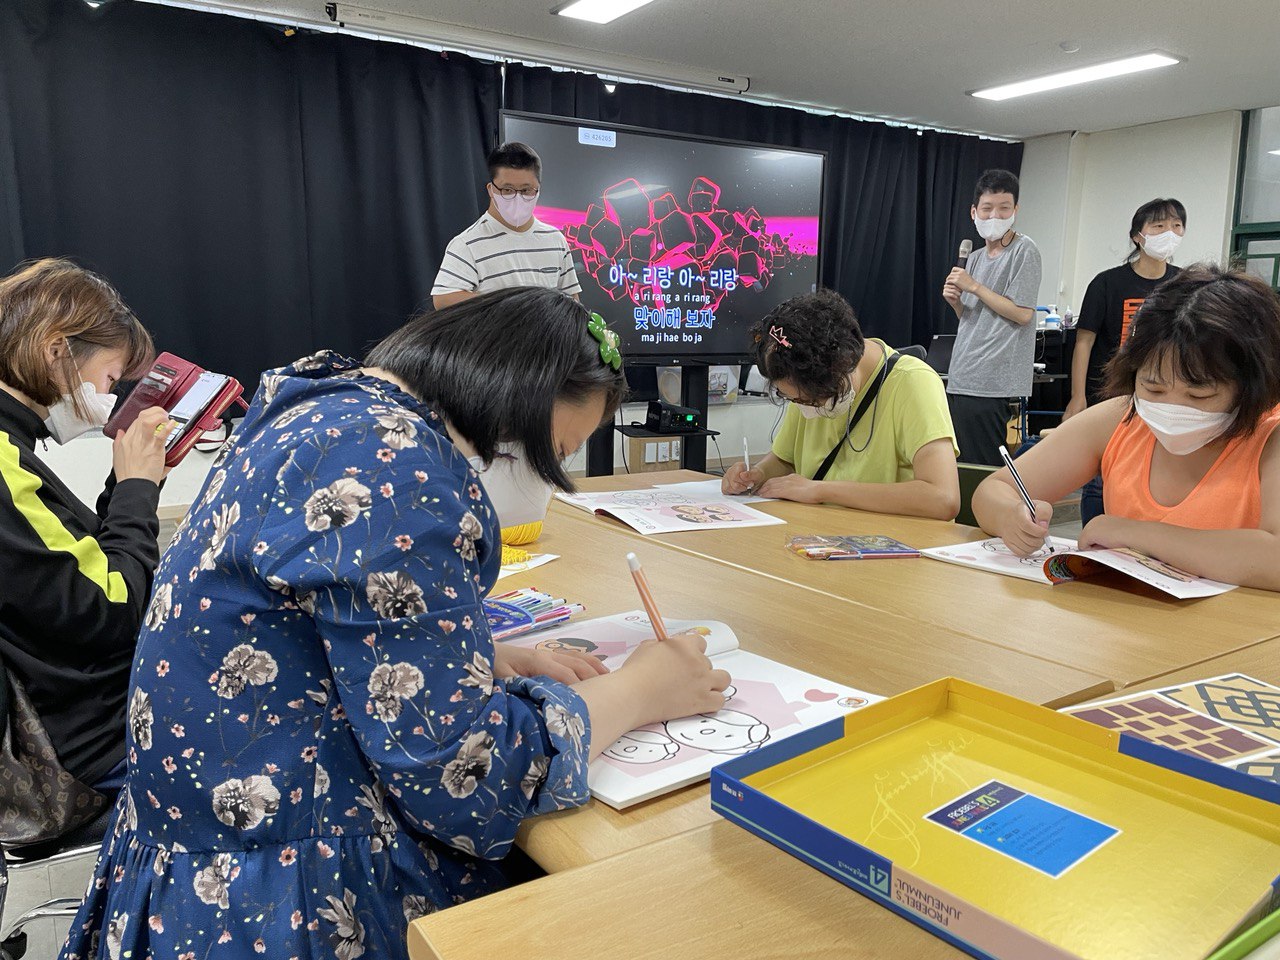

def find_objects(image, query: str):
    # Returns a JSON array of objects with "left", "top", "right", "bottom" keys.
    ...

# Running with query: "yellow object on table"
[
  {"left": 500, "top": 544, "right": 531, "bottom": 565},
  {"left": 713, "top": 678, "right": 1280, "bottom": 960},
  {"left": 500, "top": 521, "right": 543, "bottom": 565},
  {"left": 501, "top": 521, "right": 543, "bottom": 546}
]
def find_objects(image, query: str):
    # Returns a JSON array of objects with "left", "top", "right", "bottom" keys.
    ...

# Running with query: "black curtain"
[
  {"left": 503, "top": 66, "right": 1023, "bottom": 349},
  {"left": 0, "top": 0, "right": 1020, "bottom": 389},
  {"left": 0, "top": 0, "right": 501, "bottom": 389}
]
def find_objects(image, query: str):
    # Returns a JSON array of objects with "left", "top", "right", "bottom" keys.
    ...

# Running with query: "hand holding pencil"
[
  {"left": 618, "top": 552, "right": 732, "bottom": 711},
  {"left": 625, "top": 551, "right": 730, "bottom": 692},
  {"left": 569, "top": 552, "right": 732, "bottom": 761},
  {"left": 722, "top": 445, "right": 763, "bottom": 496},
  {"left": 997, "top": 445, "right": 1055, "bottom": 557}
]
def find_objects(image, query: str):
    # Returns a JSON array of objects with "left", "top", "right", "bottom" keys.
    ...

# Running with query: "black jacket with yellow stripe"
[{"left": 0, "top": 389, "right": 159, "bottom": 787}]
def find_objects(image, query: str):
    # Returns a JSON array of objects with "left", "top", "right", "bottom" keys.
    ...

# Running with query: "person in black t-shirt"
[{"left": 1064, "top": 198, "right": 1186, "bottom": 522}]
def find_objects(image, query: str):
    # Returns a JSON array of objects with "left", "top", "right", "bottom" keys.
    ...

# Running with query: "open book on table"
[
  {"left": 500, "top": 611, "right": 878, "bottom": 808},
  {"left": 555, "top": 487, "right": 783, "bottom": 535},
  {"left": 921, "top": 537, "right": 1236, "bottom": 600}
]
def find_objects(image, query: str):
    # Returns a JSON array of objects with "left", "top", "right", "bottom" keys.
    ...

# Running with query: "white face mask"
[
  {"left": 1140, "top": 230, "right": 1182, "bottom": 262},
  {"left": 491, "top": 189, "right": 538, "bottom": 228},
  {"left": 43, "top": 380, "right": 118, "bottom": 445},
  {"left": 973, "top": 213, "right": 1015, "bottom": 241},
  {"left": 1133, "top": 397, "right": 1234, "bottom": 456}
]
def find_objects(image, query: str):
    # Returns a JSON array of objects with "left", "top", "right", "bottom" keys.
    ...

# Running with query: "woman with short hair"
[
  {"left": 0, "top": 258, "right": 167, "bottom": 803},
  {"left": 62, "top": 287, "right": 729, "bottom": 959}
]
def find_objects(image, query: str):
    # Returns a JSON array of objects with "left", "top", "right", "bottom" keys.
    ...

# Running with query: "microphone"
[{"left": 956, "top": 238, "right": 972, "bottom": 268}]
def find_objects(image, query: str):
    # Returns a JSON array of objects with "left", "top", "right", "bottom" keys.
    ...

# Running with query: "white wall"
[
  {"left": 35, "top": 435, "right": 217, "bottom": 511},
  {"left": 1070, "top": 111, "right": 1240, "bottom": 302},
  {"left": 561, "top": 395, "right": 784, "bottom": 476},
  {"left": 41, "top": 399, "right": 780, "bottom": 507},
  {"left": 1062, "top": 131, "right": 1090, "bottom": 311},
  {"left": 1014, "top": 131, "right": 1074, "bottom": 308},
  {"left": 1018, "top": 111, "right": 1241, "bottom": 319}
]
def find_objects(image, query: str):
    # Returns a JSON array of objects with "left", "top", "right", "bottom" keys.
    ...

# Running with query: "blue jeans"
[{"left": 1081, "top": 474, "right": 1104, "bottom": 526}]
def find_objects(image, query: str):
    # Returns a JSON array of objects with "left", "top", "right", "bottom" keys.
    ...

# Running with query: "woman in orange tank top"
[{"left": 973, "top": 264, "right": 1280, "bottom": 591}]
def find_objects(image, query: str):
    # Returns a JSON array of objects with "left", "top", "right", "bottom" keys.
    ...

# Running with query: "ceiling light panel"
[{"left": 971, "top": 53, "right": 1180, "bottom": 102}]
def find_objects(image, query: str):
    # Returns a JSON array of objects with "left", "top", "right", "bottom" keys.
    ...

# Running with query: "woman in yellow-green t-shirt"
[{"left": 722, "top": 290, "right": 960, "bottom": 519}]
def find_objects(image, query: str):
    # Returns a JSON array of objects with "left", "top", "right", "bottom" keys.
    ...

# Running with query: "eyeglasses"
[
  {"left": 767, "top": 384, "right": 846, "bottom": 409},
  {"left": 767, "top": 377, "right": 853, "bottom": 409},
  {"left": 491, "top": 183, "right": 540, "bottom": 200}
]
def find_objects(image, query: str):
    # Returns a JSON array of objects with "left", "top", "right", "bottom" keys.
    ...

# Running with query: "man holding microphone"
[{"left": 942, "top": 169, "right": 1042, "bottom": 466}]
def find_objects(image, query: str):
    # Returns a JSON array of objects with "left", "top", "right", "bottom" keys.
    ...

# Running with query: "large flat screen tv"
[{"left": 500, "top": 112, "right": 825, "bottom": 365}]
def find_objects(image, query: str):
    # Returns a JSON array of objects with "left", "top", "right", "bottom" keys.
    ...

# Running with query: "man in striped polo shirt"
[{"left": 432, "top": 142, "right": 582, "bottom": 309}]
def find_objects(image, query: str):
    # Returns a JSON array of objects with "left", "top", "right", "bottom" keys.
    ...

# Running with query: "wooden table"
[
  {"left": 1101, "top": 636, "right": 1280, "bottom": 695},
  {"left": 411, "top": 641, "right": 1280, "bottom": 960},
  {"left": 410, "top": 479, "right": 1280, "bottom": 960},
  {"left": 505, "top": 505, "right": 1111, "bottom": 874},
  {"left": 411, "top": 821, "right": 966, "bottom": 960},
  {"left": 563, "top": 471, "right": 1280, "bottom": 687}
]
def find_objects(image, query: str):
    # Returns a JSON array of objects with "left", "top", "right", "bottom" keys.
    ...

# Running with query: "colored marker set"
[{"left": 485, "top": 587, "right": 585, "bottom": 640}]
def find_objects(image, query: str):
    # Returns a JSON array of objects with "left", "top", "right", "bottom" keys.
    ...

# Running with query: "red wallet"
[{"left": 104, "top": 352, "right": 243, "bottom": 467}]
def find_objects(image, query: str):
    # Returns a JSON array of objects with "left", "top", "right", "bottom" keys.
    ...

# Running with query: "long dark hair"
[
  {"left": 1104, "top": 263, "right": 1280, "bottom": 442},
  {"left": 1125, "top": 198, "right": 1186, "bottom": 263},
  {"left": 365, "top": 287, "right": 626, "bottom": 490}
]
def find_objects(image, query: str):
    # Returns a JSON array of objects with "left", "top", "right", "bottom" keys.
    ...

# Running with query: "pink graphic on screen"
[{"left": 537, "top": 176, "right": 819, "bottom": 314}]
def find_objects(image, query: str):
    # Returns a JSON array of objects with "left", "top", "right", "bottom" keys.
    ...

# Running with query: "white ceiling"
[{"left": 188, "top": 0, "right": 1280, "bottom": 139}]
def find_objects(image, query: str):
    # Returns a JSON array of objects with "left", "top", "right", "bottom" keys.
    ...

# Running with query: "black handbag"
[{"left": 0, "top": 665, "right": 108, "bottom": 846}]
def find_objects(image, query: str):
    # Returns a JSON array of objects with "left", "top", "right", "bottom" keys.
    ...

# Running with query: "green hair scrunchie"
[{"left": 587, "top": 312, "right": 622, "bottom": 370}]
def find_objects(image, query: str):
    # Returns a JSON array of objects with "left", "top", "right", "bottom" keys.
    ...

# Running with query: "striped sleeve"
[
  {"left": 0, "top": 432, "right": 159, "bottom": 655},
  {"left": 432, "top": 235, "right": 480, "bottom": 295},
  {"left": 557, "top": 236, "right": 582, "bottom": 296}
]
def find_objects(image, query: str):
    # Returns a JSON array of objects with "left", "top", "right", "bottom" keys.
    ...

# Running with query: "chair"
[
  {"left": 955, "top": 463, "right": 997, "bottom": 528},
  {"left": 895, "top": 344, "right": 927, "bottom": 361},
  {"left": 0, "top": 806, "right": 112, "bottom": 959}
]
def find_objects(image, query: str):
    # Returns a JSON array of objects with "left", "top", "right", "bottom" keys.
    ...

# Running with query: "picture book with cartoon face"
[
  {"left": 500, "top": 611, "right": 879, "bottom": 808},
  {"left": 555, "top": 486, "right": 784, "bottom": 535},
  {"left": 920, "top": 537, "right": 1236, "bottom": 600}
]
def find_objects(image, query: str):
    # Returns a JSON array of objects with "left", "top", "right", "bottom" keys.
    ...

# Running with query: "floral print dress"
[{"left": 60, "top": 353, "right": 592, "bottom": 960}]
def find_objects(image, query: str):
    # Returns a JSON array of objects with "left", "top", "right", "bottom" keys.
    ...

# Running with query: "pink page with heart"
[{"left": 501, "top": 611, "right": 880, "bottom": 808}]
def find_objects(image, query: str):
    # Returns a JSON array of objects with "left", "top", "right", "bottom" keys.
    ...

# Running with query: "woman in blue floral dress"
[{"left": 60, "top": 288, "right": 731, "bottom": 959}]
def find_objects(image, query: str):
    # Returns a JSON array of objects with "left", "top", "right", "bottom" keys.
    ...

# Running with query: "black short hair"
[
  {"left": 973, "top": 169, "right": 1020, "bottom": 205},
  {"left": 487, "top": 142, "right": 542, "bottom": 183},
  {"left": 1126, "top": 197, "right": 1187, "bottom": 263},
  {"left": 365, "top": 287, "right": 625, "bottom": 490},
  {"left": 1104, "top": 263, "right": 1280, "bottom": 442},
  {"left": 750, "top": 289, "right": 865, "bottom": 403}
]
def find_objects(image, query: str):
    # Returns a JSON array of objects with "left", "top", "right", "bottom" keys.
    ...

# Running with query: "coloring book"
[
  {"left": 556, "top": 487, "right": 784, "bottom": 535},
  {"left": 921, "top": 537, "right": 1235, "bottom": 600},
  {"left": 501, "top": 611, "right": 878, "bottom": 808}
]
